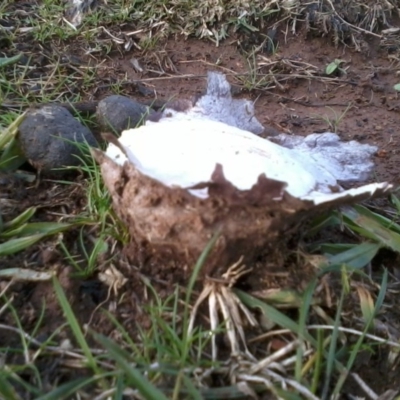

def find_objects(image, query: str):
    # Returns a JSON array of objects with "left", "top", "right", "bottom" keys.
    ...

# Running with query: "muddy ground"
[{"left": 2, "top": 12, "right": 400, "bottom": 399}]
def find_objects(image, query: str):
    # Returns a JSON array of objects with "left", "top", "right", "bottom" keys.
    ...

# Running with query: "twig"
[
  {"left": 351, "top": 372, "right": 378, "bottom": 400},
  {"left": 307, "top": 325, "right": 400, "bottom": 348},
  {"left": 270, "top": 94, "right": 354, "bottom": 107},
  {"left": 249, "top": 340, "right": 300, "bottom": 374}
]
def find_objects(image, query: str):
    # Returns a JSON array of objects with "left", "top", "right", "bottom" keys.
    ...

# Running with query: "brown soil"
[{"left": 2, "top": 13, "right": 400, "bottom": 399}]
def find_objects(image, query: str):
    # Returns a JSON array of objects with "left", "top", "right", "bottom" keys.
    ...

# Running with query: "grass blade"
[
  {"left": 0, "top": 54, "right": 22, "bottom": 68},
  {"left": 235, "top": 290, "right": 317, "bottom": 346},
  {"left": 2, "top": 207, "right": 36, "bottom": 230},
  {"left": 181, "top": 231, "right": 221, "bottom": 361},
  {"left": 321, "top": 278, "right": 346, "bottom": 400},
  {"left": 325, "top": 242, "right": 381, "bottom": 269},
  {"left": 332, "top": 269, "right": 388, "bottom": 395},
  {"left": 0, "top": 223, "right": 29, "bottom": 239},
  {"left": 16, "top": 222, "right": 76, "bottom": 236},
  {"left": 296, "top": 279, "right": 317, "bottom": 381},
  {"left": 0, "top": 137, "right": 26, "bottom": 171},
  {"left": 0, "top": 373, "right": 22, "bottom": 400},
  {"left": 52, "top": 277, "right": 103, "bottom": 376},
  {"left": 356, "top": 286, "right": 375, "bottom": 326},
  {"left": 342, "top": 207, "right": 400, "bottom": 252},
  {"left": 0, "top": 234, "right": 46, "bottom": 255},
  {"left": 353, "top": 204, "right": 400, "bottom": 235},
  {"left": 0, "top": 112, "right": 26, "bottom": 150},
  {"left": 182, "top": 374, "right": 204, "bottom": 400},
  {"left": 36, "top": 377, "right": 95, "bottom": 400},
  {"left": 93, "top": 333, "right": 170, "bottom": 400}
]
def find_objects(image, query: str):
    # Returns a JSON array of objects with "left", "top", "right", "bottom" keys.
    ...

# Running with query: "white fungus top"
[
  {"left": 105, "top": 71, "right": 389, "bottom": 205},
  {"left": 106, "top": 117, "right": 387, "bottom": 204}
]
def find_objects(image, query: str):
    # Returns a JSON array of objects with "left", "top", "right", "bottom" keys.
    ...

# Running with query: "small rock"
[
  {"left": 18, "top": 105, "right": 98, "bottom": 175},
  {"left": 96, "top": 95, "right": 150, "bottom": 134},
  {"left": 377, "top": 149, "right": 388, "bottom": 158}
]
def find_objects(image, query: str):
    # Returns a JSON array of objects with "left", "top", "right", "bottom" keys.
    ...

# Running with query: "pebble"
[
  {"left": 18, "top": 105, "right": 98, "bottom": 175},
  {"left": 96, "top": 95, "right": 150, "bottom": 134}
]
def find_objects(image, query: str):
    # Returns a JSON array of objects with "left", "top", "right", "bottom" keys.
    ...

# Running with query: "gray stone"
[
  {"left": 18, "top": 105, "right": 98, "bottom": 174},
  {"left": 96, "top": 95, "right": 149, "bottom": 134}
]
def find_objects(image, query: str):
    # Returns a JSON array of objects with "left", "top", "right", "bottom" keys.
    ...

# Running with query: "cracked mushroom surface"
[{"left": 92, "top": 72, "right": 392, "bottom": 278}]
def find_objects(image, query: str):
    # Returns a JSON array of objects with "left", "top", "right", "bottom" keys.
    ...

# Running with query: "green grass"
[
  {"left": 1, "top": 235, "right": 395, "bottom": 399},
  {"left": 312, "top": 103, "right": 353, "bottom": 134},
  {"left": 52, "top": 144, "right": 129, "bottom": 277},
  {"left": 1, "top": 0, "right": 400, "bottom": 398},
  {"left": 0, "top": 242, "right": 218, "bottom": 399}
]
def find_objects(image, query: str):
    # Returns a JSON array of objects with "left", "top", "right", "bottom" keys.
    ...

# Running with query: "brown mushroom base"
[{"left": 93, "top": 149, "right": 380, "bottom": 280}]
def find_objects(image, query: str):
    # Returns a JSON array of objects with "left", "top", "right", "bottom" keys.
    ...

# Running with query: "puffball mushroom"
[{"left": 92, "top": 72, "right": 392, "bottom": 277}]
